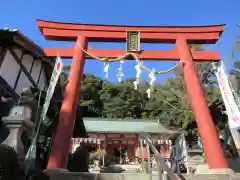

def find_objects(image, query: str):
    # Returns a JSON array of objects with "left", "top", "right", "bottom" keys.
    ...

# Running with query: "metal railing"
[{"left": 140, "top": 132, "right": 180, "bottom": 180}]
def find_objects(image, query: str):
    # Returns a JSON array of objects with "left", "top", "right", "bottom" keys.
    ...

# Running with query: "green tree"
[
  {"left": 229, "top": 24, "right": 240, "bottom": 95},
  {"left": 79, "top": 73, "right": 104, "bottom": 117},
  {"left": 149, "top": 45, "right": 221, "bottom": 147},
  {"left": 154, "top": 45, "right": 220, "bottom": 128},
  {"left": 64, "top": 44, "right": 220, "bottom": 134},
  {"left": 100, "top": 79, "right": 147, "bottom": 118}
]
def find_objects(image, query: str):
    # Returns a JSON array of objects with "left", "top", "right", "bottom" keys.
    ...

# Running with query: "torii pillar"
[
  {"left": 36, "top": 19, "right": 228, "bottom": 170},
  {"left": 47, "top": 36, "right": 88, "bottom": 168},
  {"left": 176, "top": 38, "right": 227, "bottom": 168}
]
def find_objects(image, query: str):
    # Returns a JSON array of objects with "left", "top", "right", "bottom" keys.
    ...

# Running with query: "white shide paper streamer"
[
  {"left": 103, "top": 61, "right": 110, "bottom": 78},
  {"left": 116, "top": 60, "right": 124, "bottom": 82},
  {"left": 146, "top": 69, "right": 156, "bottom": 98},
  {"left": 133, "top": 61, "right": 142, "bottom": 90}
]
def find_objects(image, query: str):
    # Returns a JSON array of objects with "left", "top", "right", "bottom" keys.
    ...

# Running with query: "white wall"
[
  {"left": 31, "top": 59, "right": 42, "bottom": 84},
  {"left": 15, "top": 71, "right": 32, "bottom": 94},
  {"left": 0, "top": 49, "right": 22, "bottom": 88},
  {"left": 38, "top": 68, "right": 47, "bottom": 91},
  {"left": 0, "top": 49, "right": 49, "bottom": 95},
  {"left": 21, "top": 54, "right": 34, "bottom": 72},
  {"left": 15, "top": 54, "right": 35, "bottom": 94}
]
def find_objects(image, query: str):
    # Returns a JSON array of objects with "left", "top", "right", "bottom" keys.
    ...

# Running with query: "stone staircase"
[
  {"left": 97, "top": 164, "right": 142, "bottom": 173},
  {"left": 115, "top": 164, "right": 142, "bottom": 173},
  {"left": 187, "top": 155, "right": 205, "bottom": 173}
]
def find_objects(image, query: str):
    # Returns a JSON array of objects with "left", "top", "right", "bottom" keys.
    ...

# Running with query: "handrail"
[{"left": 140, "top": 132, "right": 180, "bottom": 180}]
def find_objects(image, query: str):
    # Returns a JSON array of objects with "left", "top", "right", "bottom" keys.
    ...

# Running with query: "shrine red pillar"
[
  {"left": 47, "top": 36, "right": 87, "bottom": 169},
  {"left": 176, "top": 38, "right": 227, "bottom": 169}
]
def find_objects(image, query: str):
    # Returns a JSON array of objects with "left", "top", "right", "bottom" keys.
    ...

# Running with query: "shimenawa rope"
[{"left": 79, "top": 47, "right": 181, "bottom": 74}]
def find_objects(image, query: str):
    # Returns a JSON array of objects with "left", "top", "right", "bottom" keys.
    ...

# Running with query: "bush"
[
  {"left": 0, "top": 144, "right": 24, "bottom": 180},
  {"left": 68, "top": 146, "right": 89, "bottom": 172}
]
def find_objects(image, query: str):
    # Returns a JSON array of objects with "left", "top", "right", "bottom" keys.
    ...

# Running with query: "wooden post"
[
  {"left": 103, "top": 134, "right": 107, "bottom": 167},
  {"left": 147, "top": 143, "right": 152, "bottom": 180},
  {"left": 140, "top": 138, "right": 145, "bottom": 172}
]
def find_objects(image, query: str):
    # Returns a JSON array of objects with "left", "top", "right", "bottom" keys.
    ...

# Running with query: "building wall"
[
  {"left": 31, "top": 58, "right": 42, "bottom": 84},
  {"left": 0, "top": 46, "right": 48, "bottom": 95},
  {"left": 38, "top": 66, "right": 47, "bottom": 91},
  {"left": 0, "top": 49, "right": 22, "bottom": 89},
  {"left": 72, "top": 133, "right": 172, "bottom": 162}
]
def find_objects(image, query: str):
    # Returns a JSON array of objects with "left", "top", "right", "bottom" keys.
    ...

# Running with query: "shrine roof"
[
  {"left": 0, "top": 28, "right": 44, "bottom": 58},
  {"left": 0, "top": 28, "right": 54, "bottom": 67},
  {"left": 0, "top": 28, "right": 64, "bottom": 100},
  {"left": 36, "top": 19, "right": 225, "bottom": 44},
  {"left": 82, "top": 118, "right": 180, "bottom": 136}
]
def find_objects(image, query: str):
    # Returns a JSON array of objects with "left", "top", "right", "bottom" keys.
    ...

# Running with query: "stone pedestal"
[
  {"left": 1, "top": 88, "right": 37, "bottom": 161},
  {"left": 1, "top": 112, "right": 34, "bottom": 161}
]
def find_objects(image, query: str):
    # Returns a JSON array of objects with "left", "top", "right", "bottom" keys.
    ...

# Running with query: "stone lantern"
[{"left": 1, "top": 87, "right": 38, "bottom": 162}]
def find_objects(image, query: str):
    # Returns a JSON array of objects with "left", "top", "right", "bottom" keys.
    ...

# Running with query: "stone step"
[{"left": 42, "top": 169, "right": 239, "bottom": 180}]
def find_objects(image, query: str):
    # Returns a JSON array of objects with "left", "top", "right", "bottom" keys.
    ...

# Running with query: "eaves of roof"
[{"left": 0, "top": 28, "right": 54, "bottom": 67}]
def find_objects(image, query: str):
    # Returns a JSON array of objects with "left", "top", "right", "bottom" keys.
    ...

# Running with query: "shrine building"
[
  {"left": 0, "top": 28, "right": 63, "bottom": 119},
  {"left": 71, "top": 118, "right": 180, "bottom": 163}
]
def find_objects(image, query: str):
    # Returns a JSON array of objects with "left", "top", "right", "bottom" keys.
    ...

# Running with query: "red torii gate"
[{"left": 37, "top": 19, "right": 228, "bottom": 170}]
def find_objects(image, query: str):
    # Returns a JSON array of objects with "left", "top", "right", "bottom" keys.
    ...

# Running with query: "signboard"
[
  {"left": 126, "top": 31, "right": 140, "bottom": 52},
  {"left": 41, "top": 56, "right": 63, "bottom": 125},
  {"left": 216, "top": 63, "right": 240, "bottom": 128}
]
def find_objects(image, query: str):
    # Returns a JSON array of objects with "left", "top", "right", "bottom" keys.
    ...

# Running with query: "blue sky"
[{"left": 0, "top": 0, "right": 239, "bottom": 83}]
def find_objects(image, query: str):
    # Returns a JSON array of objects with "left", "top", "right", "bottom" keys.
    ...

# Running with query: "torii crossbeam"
[
  {"left": 37, "top": 19, "right": 228, "bottom": 170},
  {"left": 45, "top": 46, "right": 220, "bottom": 61}
]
